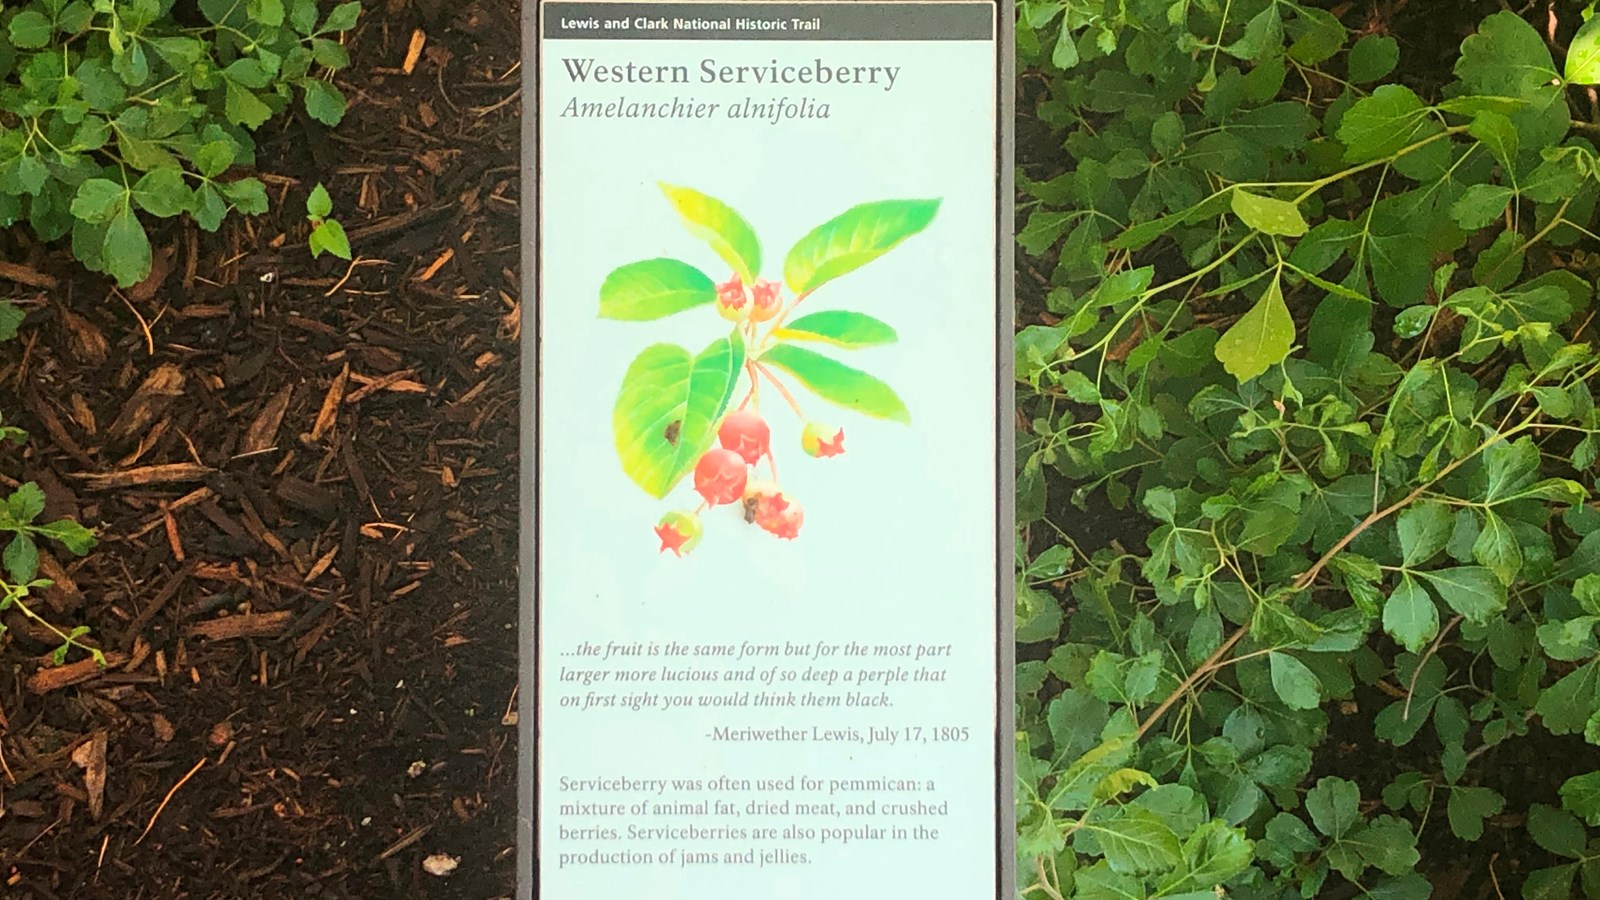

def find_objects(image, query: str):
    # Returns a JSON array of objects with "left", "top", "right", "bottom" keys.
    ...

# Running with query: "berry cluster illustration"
[{"left": 598, "top": 183, "right": 941, "bottom": 556}]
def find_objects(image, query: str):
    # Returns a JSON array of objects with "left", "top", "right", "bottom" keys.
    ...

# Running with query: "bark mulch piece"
[{"left": 0, "top": 2, "right": 523, "bottom": 896}]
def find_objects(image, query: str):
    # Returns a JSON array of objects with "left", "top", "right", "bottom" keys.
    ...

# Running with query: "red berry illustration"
[
  {"left": 654, "top": 511, "right": 702, "bottom": 557},
  {"left": 758, "top": 493, "right": 803, "bottom": 540},
  {"left": 749, "top": 278, "right": 782, "bottom": 323},
  {"left": 801, "top": 422, "right": 846, "bottom": 458},
  {"left": 693, "top": 448, "right": 748, "bottom": 505},
  {"left": 718, "top": 410, "right": 771, "bottom": 465},
  {"left": 715, "top": 275, "right": 749, "bottom": 321}
]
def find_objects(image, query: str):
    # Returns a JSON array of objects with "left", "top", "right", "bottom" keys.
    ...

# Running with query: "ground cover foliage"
[{"left": 1013, "top": 1, "right": 1600, "bottom": 897}]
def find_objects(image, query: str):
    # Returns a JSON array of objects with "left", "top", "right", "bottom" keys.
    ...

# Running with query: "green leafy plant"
[
  {"left": 598, "top": 183, "right": 936, "bottom": 554},
  {"left": 0, "top": 315, "right": 102, "bottom": 666},
  {"left": 305, "top": 181, "right": 349, "bottom": 259},
  {"left": 0, "top": 0, "right": 361, "bottom": 287},
  {"left": 1014, "top": 2, "right": 1600, "bottom": 897}
]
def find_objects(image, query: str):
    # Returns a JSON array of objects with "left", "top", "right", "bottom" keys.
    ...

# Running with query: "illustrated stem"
[
  {"left": 756, "top": 363, "right": 805, "bottom": 419},
  {"left": 764, "top": 289, "right": 812, "bottom": 337},
  {"left": 743, "top": 360, "right": 761, "bottom": 411}
]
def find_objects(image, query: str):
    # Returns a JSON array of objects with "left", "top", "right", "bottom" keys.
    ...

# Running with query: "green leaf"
[
  {"left": 312, "top": 38, "right": 350, "bottom": 69},
  {"left": 759, "top": 344, "right": 910, "bottom": 424},
  {"left": 1468, "top": 110, "right": 1519, "bottom": 169},
  {"left": 194, "top": 141, "right": 238, "bottom": 179},
  {"left": 1336, "top": 85, "right": 1440, "bottom": 163},
  {"left": 321, "top": 1, "right": 362, "bottom": 32},
  {"left": 103, "top": 206, "right": 152, "bottom": 288},
  {"left": 1384, "top": 575, "right": 1439, "bottom": 654},
  {"left": 9, "top": 11, "right": 53, "bottom": 49},
  {"left": 1214, "top": 276, "right": 1293, "bottom": 383},
  {"left": 225, "top": 81, "right": 274, "bottom": 128},
  {"left": 303, "top": 79, "right": 346, "bottom": 126},
  {"left": 70, "top": 179, "right": 126, "bottom": 224},
  {"left": 598, "top": 259, "right": 716, "bottom": 320},
  {"left": 1537, "top": 662, "right": 1600, "bottom": 735},
  {"left": 1306, "top": 776, "right": 1361, "bottom": 839},
  {"left": 612, "top": 336, "right": 744, "bottom": 499},
  {"left": 1157, "top": 820, "right": 1253, "bottom": 894},
  {"left": 1449, "top": 184, "right": 1513, "bottom": 231},
  {"left": 1393, "top": 305, "right": 1436, "bottom": 339},
  {"left": 659, "top": 183, "right": 761, "bottom": 284},
  {"left": 133, "top": 168, "right": 191, "bottom": 218},
  {"left": 307, "top": 183, "right": 333, "bottom": 218},
  {"left": 1560, "top": 772, "right": 1600, "bottom": 826},
  {"left": 783, "top": 198, "right": 939, "bottom": 295},
  {"left": 1415, "top": 567, "right": 1506, "bottom": 623},
  {"left": 774, "top": 310, "right": 898, "bottom": 349},
  {"left": 1567, "top": 15, "right": 1600, "bottom": 84},
  {"left": 221, "top": 178, "right": 269, "bottom": 215},
  {"left": 1223, "top": 4, "right": 1281, "bottom": 61},
  {"left": 1348, "top": 34, "right": 1399, "bottom": 83},
  {"left": 1269, "top": 652, "right": 1323, "bottom": 710},
  {"left": 33, "top": 518, "right": 96, "bottom": 555},
  {"left": 308, "top": 219, "right": 351, "bottom": 260},
  {"left": 1090, "top": 807, "right": 1183, "bottom": 875},
  {"left": 1447, "top": 786, "right": 1504, "bottom": 840},
  {"left": 0, "top": 303, "right": 22, "bottom": 341},
  {"left": 1529, "top": 803, "right": 1586, "bottom": 858},
  {"left": 1231, "top": 189, "right": 1307, "bottom": 237},
  {"left": 1073, "top": 862, "right": 1144, "bottom": 900},
  {"left": 1398, "top": 501, "right": 1452, "bottom": 566},
  {"left": 4, "top": 533, "right": 39, "bottom": 583},
  {"left": 1471, "top": 510, "right": 1523, "bottom": 585},
  {"left": 7, "top": 483, "right": 46, "bottom": 523},
  {"left": 1522, "top": 866, "right": 1578, "bottom": 900}
]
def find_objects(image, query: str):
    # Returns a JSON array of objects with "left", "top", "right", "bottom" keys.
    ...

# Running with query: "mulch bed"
[{"left": 0, "top": 3, "right": 523, "bottom": 896}]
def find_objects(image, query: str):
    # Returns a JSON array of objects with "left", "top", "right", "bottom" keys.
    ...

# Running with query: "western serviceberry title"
[{"left": 562, "top": 58, "right": 902, "bottom": 92}]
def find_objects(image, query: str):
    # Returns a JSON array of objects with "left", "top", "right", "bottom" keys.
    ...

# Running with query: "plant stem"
[{"left": 756, "top": 364, "right": 805, "bottom": 420}]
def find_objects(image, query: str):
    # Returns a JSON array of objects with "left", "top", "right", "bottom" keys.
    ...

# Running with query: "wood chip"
[
  {"left": 75, "top": 463, "right": 213, "bottom": 490},
  {"left": 403, "top": 29, "right": 427, "bottom": 75},
  {"left": 241, "top": 384, "right": 294, "bottom": 455},
  {"left": 0, "top": 261, "right": 56, "bottom": 288},
  {"left": 70, "top": 731, "right": 108, "bottom": 821},
  {"left": 105, "top": 364, "right": 187, "bottom": 445},
  {"left": 309, "top": 364, "right": 349, "bottom": 443},
  {"left": 26, "top": 653, "right": 128, "bottom": 694},
  {"left": 188, "top": 611, "right": 294, "bottom": 641}
]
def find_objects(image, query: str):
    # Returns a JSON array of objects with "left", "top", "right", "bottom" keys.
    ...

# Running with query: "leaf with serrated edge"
[{"left": 783, "top": 199, "right": 939, "bottom": 295}]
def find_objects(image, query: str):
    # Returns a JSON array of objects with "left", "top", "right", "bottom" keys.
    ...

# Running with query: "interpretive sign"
[{"left": 518, "top": 2, "right": 1014, "bottom": 896}]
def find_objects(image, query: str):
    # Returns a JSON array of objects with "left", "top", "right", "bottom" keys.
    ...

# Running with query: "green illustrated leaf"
[
  {"left": 783, "top": 198, "right": 940, "bottom": 295},
  {"left": 612, "top": 336, "right": 745, "bottom": 498},
  {"left": 659, "top": 183, "right": 761, "bottom": 284},
  {"left": 759, "top": 344, "right": 910, "bottom": 424},
  {"left": 1214, "top": 275, "right": 1293, "bottom": 382},
  {"left": 1231, "top": 190, "right": 1308, "bottom": 236},
  {"left": 773, "top": 310, "right": 898, "bottom": 349},
  {"left": 598, "top": 259, "right": 717, "bottom": 321}
]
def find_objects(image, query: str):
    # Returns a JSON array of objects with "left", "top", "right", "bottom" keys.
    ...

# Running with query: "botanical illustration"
[{"left": 598, "top": 184, "right": 939, "bottom": 556}]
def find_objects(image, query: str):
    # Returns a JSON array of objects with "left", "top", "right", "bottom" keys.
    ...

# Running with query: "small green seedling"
[{"left": 306, "top": 183, "right": 353, "bottom": 260}]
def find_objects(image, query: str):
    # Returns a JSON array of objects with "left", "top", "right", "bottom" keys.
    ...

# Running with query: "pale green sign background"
[{"left": 536, "top": 10, "right": 1001, "bottom": 896}]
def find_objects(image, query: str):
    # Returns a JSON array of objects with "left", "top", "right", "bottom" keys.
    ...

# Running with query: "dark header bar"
[{"left": 541, "top": 2, "right": 995, "bottom": 41}]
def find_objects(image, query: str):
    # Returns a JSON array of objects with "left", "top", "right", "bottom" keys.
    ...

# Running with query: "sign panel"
[{"left": 519, "top": 2, "right": 1013, "bottom": 896}]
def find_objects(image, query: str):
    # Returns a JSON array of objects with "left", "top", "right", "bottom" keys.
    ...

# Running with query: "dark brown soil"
[{"left": 0, "top": 2, "right": 524, "bottom": 897}]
